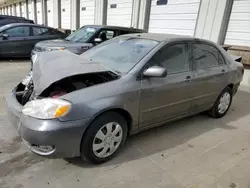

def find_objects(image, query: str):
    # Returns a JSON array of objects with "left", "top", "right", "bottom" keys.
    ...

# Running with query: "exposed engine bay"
[{"left": 16, "top": 71, "right": 119, "bottom": 105}]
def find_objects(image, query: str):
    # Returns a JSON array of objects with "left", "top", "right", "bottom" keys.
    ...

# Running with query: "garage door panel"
[
  {"left": 227, "top": 21, "right": 250, "bottom": 33},
  {"left": 225, "top": 0, "right": 250, "bottom": 47},
  {"left": 229, "top": 12, "right": 250, "bottom": 21},
  {"left": 109, "top": 0, "right": 132, "bottom": 3},
  {"left": 150, "top": 13, "right": 198, "bottom": 20},
  {"left": 149, "top": 0, "right": 200, "bottom": 36},
  {"left": 61, "top": 0, "right": 71, "bottom": 29},
  {"left": 150, "top": 3, "right": 200, "bottom": 14},
  {"left": 231, "top": 0, "right": 250, "bottom": 12},
  {"left": 36, "top": 0, "right": 43, "bottom": 24},
  {"left": 28, "top": 0, "right": 34, "bottom": 21},
  {"left": 80, "top": 0, "right": 95, "bottom": 26},
  {"left": 226, "top": 32, "right": 250, "bottom": 41},
  {"left": 163, "top": 0, "right": 200, "bottom": 4},
  {"left": 225, "top": 39, "right": 250, "bottom": 47},
  {"left": 107, "top": 0, "right": 133, "bottom": 27},
  {"left": 106, "top": 20, "right": 131, "bottom": 26},
  {"left": 47, "top": 0, "right": 54, "bottom": 27},
  {"left": 150, "top": 20, "right": 197, "bottom": 30},
  {"left": 149, "top": 28, "right": 194, "bottom": 36},
  {"left": 16, "top": 4, "right": 21, "bottom": 17}
]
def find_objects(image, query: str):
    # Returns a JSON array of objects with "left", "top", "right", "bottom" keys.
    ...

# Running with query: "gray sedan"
[{"left": 6, "top": 33, "right": 244, "bottom": 164}]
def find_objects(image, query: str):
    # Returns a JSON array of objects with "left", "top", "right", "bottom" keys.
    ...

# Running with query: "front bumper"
[{"left": 5, "top": 89, "right": 90, "bottom": 158}]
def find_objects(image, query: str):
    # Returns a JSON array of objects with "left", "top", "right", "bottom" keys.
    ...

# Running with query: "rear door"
[
  {"left": 190, "top": 42, "right": 229, "bottom": 113},
  {"left": 0, "top": 25, "right": 31, "bottom": 56},
  {"left": 29, "top": 26, "right": 64, "bottom": 49}
]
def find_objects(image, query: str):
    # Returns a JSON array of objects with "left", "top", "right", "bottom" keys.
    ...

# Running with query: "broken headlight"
[{"left": 22, "top": 98, "right": 71, "bottom": 119}]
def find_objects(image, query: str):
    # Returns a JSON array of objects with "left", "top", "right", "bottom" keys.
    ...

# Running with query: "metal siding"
[
  {"left": 21, "top": 2, "right": 28, "bottom": 18},
  {"left": 61, "top": 0, "right": 71, "bottom": 29},
  {"left": 36, "top": 0, "right": 43, "bottom": 24},
  {"left": 16, "top": 3, "right": 21, "bottom": 17},
  {"left": 80, "top": 0, "right": 95, "bottom": 26},
  {"left": 28, "top": 0, "right": 35, "bottom": 21},
  {"left": 12, "top": 5, "right": 16, "bottom": 16},
  {"left": 149, "top": 0, "right": 201, "bottom": 36},
  {"left": 8, "top": 6, "right": 11, "bottom": 15},
  {"left": 107, "top": 0, "right": 133, "bottom": 27},
  {"left": 225, "top": 0, "right": 250, "bottom": 47},
  {"left": 47, "top": 0, "right": 54, "bottom": 27}
]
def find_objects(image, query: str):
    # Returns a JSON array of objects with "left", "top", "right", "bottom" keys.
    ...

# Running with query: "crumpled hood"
[{"left": 32, "top": 51, "right": 109, "bottom": 96}]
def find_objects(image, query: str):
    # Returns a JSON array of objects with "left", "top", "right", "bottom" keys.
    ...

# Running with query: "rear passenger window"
[
  {"left": 193, "top": 43, "right": 222, "bottom": 69},
  {"left": 32, "top": 27, "right": 49, "bottom": 36},
  {"left": 155, "top": 44, "right": 190, "bottom": 74}
]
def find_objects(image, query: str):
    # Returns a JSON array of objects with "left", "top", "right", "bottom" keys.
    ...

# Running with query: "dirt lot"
[{"left": 1, "top": 60, "right": 250, "bottom": 188}]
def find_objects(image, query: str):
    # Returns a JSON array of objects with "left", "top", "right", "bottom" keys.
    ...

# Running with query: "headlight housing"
[
  {"left": 22, "top": 98, "right": 71, "bottom": 119},
  {"left": 47, "top": 47, "right": 66, "bottom": 51}
]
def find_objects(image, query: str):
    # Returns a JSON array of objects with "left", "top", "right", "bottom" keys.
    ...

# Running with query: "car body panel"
[
  {"left": 5, "top": 89, "right": 89, "bottom": 158},
  {"left": 32, "top": 51, "right": 110, "bottom": 95}
]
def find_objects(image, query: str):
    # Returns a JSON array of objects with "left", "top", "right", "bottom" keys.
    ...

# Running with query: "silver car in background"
[{"left": 6, "top": 33, "right": 244, "bottom": 164}]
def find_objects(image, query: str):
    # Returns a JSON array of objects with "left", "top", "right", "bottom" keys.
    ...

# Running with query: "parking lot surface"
[{"left": 1, "top": 60, "right": 250, "bottom": 188}]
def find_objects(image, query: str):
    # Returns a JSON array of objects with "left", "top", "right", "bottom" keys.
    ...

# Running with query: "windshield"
[
  {"left": 65, "top": 26, "right": 97, "bottom": 42},
  {"left": 80, "top": 38, "right": 159, "bottom": 74}
]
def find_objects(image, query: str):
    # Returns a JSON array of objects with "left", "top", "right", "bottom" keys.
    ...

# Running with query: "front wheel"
[
  {"left": 81, "top": 112, "right": 128, "bottom": 164},
  {"left": 209, "top": 87, "right": 232, "bottom": 118}
]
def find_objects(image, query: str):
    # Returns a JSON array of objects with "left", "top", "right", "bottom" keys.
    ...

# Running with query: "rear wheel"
[
  {"left": 81, "top": 112, "right": 128, "bottom": 164},
  {"left": 209, "top": 87, "right": 232, "bottom": 118}
]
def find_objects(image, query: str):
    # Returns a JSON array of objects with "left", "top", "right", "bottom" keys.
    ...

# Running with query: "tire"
[
  {"left": 80, "top": 112, "right": 128, "bottom": 164},
  {"left": 209, "top": 87, "right": 232, "bottom": 118}
]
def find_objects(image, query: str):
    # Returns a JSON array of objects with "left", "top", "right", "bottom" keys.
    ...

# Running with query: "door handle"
[{"left": 185, "top": 76, "right": 192, "bottom": 82}]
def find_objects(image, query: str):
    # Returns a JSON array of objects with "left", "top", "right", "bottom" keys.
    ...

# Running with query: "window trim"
[
  {"left": 139, "top": 41, "right": 192, "bottom": 79},
  {"left": 191, "top": 41, "right": 227, "bottom": 71},
  {"left": 3, "top": 25, "right": 31, "bottom": 37}
]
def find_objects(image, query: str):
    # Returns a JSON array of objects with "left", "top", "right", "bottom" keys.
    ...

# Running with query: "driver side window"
[
  {"left": 4, "top": 26, "right": 30, "bottom": 37},
  {"left": 154, "top": 43, "right": 190, "bottom": 74}
]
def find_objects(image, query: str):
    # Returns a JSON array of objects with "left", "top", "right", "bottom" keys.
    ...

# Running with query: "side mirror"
[
  {"left": 143, "top": 66, "right": 167, "bottom": 78},
  {"left": 94, "top": 38, "right": 102, "bottom": 43},
  {"left": 0, "top": 33, "right": 9, "bottom": 40}
]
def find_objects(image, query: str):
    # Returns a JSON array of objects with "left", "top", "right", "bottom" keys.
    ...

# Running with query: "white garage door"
[
  {"left": 28, "top": 0, "right": 35, "bottom": 21},
  {"left": 80, "top": 0, "right": 95, "bottom": 27},
  {"left": 16, "top": 3, "right": 21, "bottom": 17},
  {"left": 21, "top": 2, "right": 28, "bottom": 18},
  {"left": 36, "top": 0, "right": 43, "bottom": 24},
  {"left": 47, "top": 0, "right": 54, "bottom": 27},
  {"left": 149, "top": 0, "right": 201, "bottom": 36},
  {"left": 61, "top": 0, "right": 71, "bottom": 29},
  {"left": 8, "top": 6, "right": 11, "bottom": 15},
  {"left": 225, "top": 0, "right": 250, "bottom": 47},
  {"left": 12, "top": 5, "right": 16, "bottom": 16},
  {"left": 107, "top": 0, "right": 133, "bottom": 27}
]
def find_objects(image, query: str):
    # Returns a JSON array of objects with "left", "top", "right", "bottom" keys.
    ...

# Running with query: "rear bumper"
[{"left": 5, "top": 89, "right": 90, "bottom": 158}]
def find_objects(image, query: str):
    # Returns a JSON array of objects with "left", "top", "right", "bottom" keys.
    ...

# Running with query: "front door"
[
  {"left": 0, "top": 26, "right": 31, "bottom": 56},
  {"left": 190, "top": 42, "right": 229, "bottom": 113},
  {"left": 139, "top": 42, "right": 195, "bottom": 128}
]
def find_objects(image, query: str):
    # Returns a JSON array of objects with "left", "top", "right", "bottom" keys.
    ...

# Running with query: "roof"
[
  {"left": 0, "top": 23, "right": 56, "bottom": 32},
  {"left": 122, "top": 33, "right": 193, "bottom": 42},
  {"left": 83, "top": 25, "right": 145, "bottom": 32},
  {"left": 0, "top": 15, "right": 31, "bottom": 20}
]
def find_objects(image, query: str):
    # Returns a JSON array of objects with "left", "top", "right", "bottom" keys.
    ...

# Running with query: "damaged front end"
[
  {"left": 16, "top": 70, "right": 119, "bottom": 106},
  {"left": 16, "top": 51, "right": 120, "bottom": 106}
]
